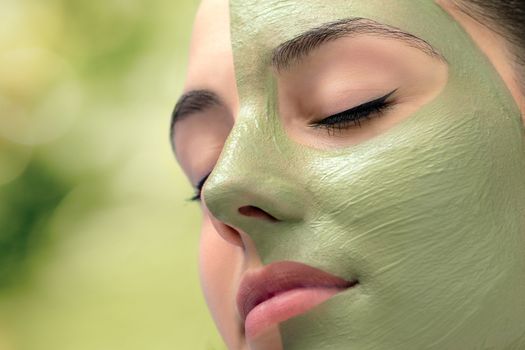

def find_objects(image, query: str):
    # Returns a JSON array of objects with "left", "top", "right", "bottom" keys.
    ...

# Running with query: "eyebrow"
[
  {"left": 272, "top": 17, "right": 445, "bottom": 71},
  {"left": 170, "top": 89, "right": 223, "bottom": 144}
]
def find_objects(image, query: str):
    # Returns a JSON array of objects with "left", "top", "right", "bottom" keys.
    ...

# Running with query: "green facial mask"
[{"left": 203, "top": 1, "right": 525, "bottom": 349}]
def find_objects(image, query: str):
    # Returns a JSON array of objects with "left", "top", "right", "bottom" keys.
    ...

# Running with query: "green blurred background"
[{"left": 0, "top": 0, "right": 225, "bottom": 348}]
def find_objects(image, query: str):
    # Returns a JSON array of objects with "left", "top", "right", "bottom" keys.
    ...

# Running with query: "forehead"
[
  {"left": 185, "top": 0, "right": 232, "bottom": 93},
  {"left": 229, "top": 0, "right": 443, "bottom": 47}
]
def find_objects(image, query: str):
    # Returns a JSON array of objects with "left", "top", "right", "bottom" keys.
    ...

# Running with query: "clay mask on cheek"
[{"left": 203, "top": 1, "right": 525, "bottom": 349}]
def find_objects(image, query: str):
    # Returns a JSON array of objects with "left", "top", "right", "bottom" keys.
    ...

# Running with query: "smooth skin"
[
  {"left": 174, "top": 1, "right": 274, "bottom": 349},
  {"left": 173, "top": 0, "right": 525, "bottom": 349}
]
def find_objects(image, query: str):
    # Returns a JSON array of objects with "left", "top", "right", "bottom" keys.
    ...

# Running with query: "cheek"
[{"left": 198, "top": 215, "right": 243, "bottom": 347}]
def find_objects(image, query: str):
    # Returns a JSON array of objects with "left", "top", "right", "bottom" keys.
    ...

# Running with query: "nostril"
[{"left": 238, "top": 205, "right": 279, "bottom": 222}]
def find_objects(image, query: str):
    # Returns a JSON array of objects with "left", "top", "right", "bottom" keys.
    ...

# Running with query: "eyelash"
[
  {"left": 310, "top": 89, "right": 397, "bottom": 134},
  {"left": 189, "top": 173, "right": 210, "bottom": 202}
]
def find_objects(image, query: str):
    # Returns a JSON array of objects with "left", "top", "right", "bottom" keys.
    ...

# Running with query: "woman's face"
[{"left": 173, "top": 0, "right": 525, "bottom": 349}]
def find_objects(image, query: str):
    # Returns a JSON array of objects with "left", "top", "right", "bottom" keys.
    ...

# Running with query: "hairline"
[{"left": 449, "top": 0, "right": 525, "bottom": 93}]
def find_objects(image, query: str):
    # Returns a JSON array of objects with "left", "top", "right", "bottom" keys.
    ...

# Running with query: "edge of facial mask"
[{"left": 251, "top": 1, "right": 523, "bottom": 161}]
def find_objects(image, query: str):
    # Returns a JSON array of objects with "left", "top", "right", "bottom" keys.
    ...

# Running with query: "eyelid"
[
  {"left": 312, "top": 89, "right": 398, "bottom": 126},
  {"left": 189, "top": 172, "right": 211, "bottom": 202}
]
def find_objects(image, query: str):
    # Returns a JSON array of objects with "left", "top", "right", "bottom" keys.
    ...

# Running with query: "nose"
[
  {"left": 205, "top": 203, "right": 280, "bottom": 248},
  {"left": 201, "top": 115, "right": 307, "bottom": 249},
  {"left": 203, "top": 164, "right": 305, "bottom": 237}
]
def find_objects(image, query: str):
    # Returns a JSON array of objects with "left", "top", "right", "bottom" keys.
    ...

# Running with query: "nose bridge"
[{"left": 203, "top": 101, "right": 306, "bottom": 230}]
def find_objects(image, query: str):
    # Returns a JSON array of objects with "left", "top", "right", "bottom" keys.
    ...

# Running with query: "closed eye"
[
  {"left": 309, "top": 89, "right": 397, "bottom": 135},
  {"left": 189, "top": 172, "right": 211, "bottom": 202}
]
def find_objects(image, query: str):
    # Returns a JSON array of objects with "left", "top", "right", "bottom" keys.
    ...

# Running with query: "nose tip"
[{"left": 238, "top": 205, "right": 280, "bottom": 223}]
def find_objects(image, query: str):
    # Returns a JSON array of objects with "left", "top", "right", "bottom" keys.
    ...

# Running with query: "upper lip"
[{"left": 236, "top": 261, "right": 358, "bottom": 322}]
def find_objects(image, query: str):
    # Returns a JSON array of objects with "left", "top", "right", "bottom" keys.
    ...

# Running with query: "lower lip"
[{"left": 244, "top": 287, "right": 348, "bottom": 340}]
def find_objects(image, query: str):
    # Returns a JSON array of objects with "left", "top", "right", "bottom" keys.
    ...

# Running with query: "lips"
[{"left": 236, "top": 261, "right": 358, "bottom": 338}]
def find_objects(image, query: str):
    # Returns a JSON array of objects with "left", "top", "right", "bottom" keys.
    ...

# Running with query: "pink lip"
[{"left": 236, "top": 261, "right": 358, "bottom": 339}]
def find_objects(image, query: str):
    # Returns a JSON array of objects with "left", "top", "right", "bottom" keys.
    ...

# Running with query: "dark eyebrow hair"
[
  {"left": 272, "top": 18, "right": 445, "bottom": 71},
  {"left": 170, "top": 89, "right": 223, "bottom": 145}
]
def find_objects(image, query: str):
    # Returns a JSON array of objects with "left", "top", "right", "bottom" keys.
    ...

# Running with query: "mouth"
[{"left": 236, "top": 261, "right": 359, "bottom": 339}]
